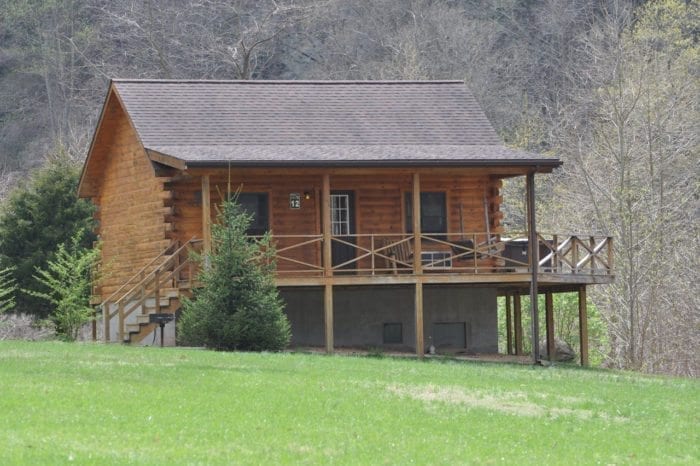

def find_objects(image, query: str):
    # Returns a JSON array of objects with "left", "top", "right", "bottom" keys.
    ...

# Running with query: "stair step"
[
  {"left": 135, "top": 310, "right": 177, "bottom": 325},
  {"left": 144, "top": 297, "right": 175, "bottom": 308},
  {"left": 159, "top": 288, "right": 180, "bottom": 298},
  {"left": 125, "top": 323, "right": 142, "bottom": 333}
]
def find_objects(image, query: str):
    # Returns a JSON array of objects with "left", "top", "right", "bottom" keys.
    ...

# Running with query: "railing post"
[
  {"left": 607, "top": 237, "right": 614, "bottom": 274},
  {"left": 572, "top": 236, "right": 579, "bottom": 274},
  {"left": 140, "top": 271, "right": 146, "bottom": 301},
  {"left": 322, "top": 174, "right": 332, "bottom": 278},
  {"left": 552, "top": 234, "right": 559, "bottom": 273},
  {"left": 154, "top": 268, "right": 161, "bottom": 314},
  {"left": 103, "top": 301, "right": 111, "bottom": 342},
  {"left": 370, "top": 235, "right": 375, "bottom": 275},
  {"left": 473, "top": 232, "right": 478, "bottom": 272},
  {"left": 589, "top": 236, "right": 596, "bottom": 274}
]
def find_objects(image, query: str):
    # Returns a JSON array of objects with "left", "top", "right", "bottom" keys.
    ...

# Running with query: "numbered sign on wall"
[{"left": 289, "top": 193, "right": 301, "bottom": 209}]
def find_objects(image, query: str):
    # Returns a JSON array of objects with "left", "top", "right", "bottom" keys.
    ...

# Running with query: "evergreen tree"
[
  {"left": 25, "top": 230, "right": 100, "bottom": 341},
  {"left": 0, "top": 267, "right": 16, "bottom": 314},
  {"left": 0, "top": 150, "right": 95, "bottom": 317},
  {"left": 178, "top": 196, "right": 290, "bottom": 351}
]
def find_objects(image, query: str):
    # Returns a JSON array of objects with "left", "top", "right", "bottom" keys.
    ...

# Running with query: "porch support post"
[
  {"left": 526, "top": 171, "right": 541, "bottom": 364},
  {"left": 545, "top": 291, "right": 555, "bottom": 361},
  {"left": 201, "top": 175, "right": 212, "bottom": 256},
  {"left": 103, "top": 301, "right": 111, "bottom": 342},
  {"left": 322, "top": 174, "right": 334, "bottom": 353},
  {"left": 412, "top": 173, "right": 424, "bottom": 357},
  {"left": 578, "top": 286, "right": 589, "bottom": 366},
  {"left": 505, "top": 293, "right": 513, "bottom": 355},
  {"left": 324, "top": 284, "right": 334, "bottom": 353},
  {"left": 514, "top": 292, "right": 523, "bottom": 355}
]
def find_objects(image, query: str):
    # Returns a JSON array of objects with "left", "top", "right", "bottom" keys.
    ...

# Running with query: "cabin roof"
[{"left": 108, "top": 79, "right": 560, "bottom": 168}]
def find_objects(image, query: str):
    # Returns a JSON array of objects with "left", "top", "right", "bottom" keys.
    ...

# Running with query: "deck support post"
[
  {"left": 514, "top": 293, "right": 523, "bottom": 355},
  {"left": 103, "top": 301, "right": 111, "bottom": 342},
  {"left": 201, "top": 175, "right": 212, "bottom": 256},
  {"left": 578, "top": 286, "right": 589, "bottom": 366},
  {"left": 322, "top": 174, "right": 334, "bottom": 353},
  {"left": 117, "top": 301, "right": 125, "bottom": 343},
  {"left": 324, "top": 284, "right": 334, "bottom": 353},
  {"left": 505, "top": 293, "right": 513, "bottom": 355},
  {"left": 414, "top": 281, "right": 424, "bottom": 357},
  {"left": 526, "top": 172, "right": 541, "bottom": 364},
  {"left": 412, "top": 173, "right": 424, "bottom": 357},
  {"left": 545, "top": 291, "right": 554, "bottom": 361}
]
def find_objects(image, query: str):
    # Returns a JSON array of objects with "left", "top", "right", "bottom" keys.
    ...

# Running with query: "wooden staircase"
[{"left": 100, "top": 238, "right": 202, "bottom": 345}]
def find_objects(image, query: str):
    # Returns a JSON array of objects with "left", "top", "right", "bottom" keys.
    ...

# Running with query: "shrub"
[
  {"left": 25, "top": 230, "right": 100, "bottom": 341},
  {"left": 178, "top": 196, "right": 290, "bottom": 351}
]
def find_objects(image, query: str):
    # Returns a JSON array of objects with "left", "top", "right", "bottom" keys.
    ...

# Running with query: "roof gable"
[
  {"left": 80, "top": 79, "right": 560, "bottom": 179},
  {"left": 78, "top": 86, "right": 148, "bottom": 197}
]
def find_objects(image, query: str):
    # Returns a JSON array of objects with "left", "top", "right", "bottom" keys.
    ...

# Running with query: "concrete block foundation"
[{"left": 280, "top": 285, "right": 497, "bottom": 353}]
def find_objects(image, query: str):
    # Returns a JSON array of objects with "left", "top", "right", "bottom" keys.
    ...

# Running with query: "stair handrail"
[
  {"left": 111, "top": 237, "right": 200, "bottom": 309},
  {"left": 102, "top": 237, "right": 201, "bottom": 342},
  {"left": 101, "top": 241, "right": 180, "bottom": 307}
]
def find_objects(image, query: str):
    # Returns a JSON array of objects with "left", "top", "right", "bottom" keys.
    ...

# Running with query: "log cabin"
[{"left": 78, "top": 79, "right": 613, "bottom": 364}]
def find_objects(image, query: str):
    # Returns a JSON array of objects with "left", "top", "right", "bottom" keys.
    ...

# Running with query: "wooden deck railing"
[
  {"left": 261, "top": 232, "right": 613, "bottom": 277},
  {"left": 536, "top": 233, "right": 614, "bottom": 275},
  {"left": 98, "top": 232, "right": 612, "bottom": 342}
]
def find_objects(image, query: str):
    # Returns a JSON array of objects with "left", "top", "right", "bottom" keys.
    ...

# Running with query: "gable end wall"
[{"left": 93, "top": 95, "right": 170, "bottom": 299}]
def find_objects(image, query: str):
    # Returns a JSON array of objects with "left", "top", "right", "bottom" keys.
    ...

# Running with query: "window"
[
  {"left": 237, "top": 193, "right": 269, "bottom": 236},
  {"left": 421, "top": 251, "right": 452, "bottom": 269},
  {"left": 331, "top": 194, "right": 350, "bottom": 236},
  {"left": 405, "top": 192, "right": 447, "bottom": 234},
  {"left": 383, "top": 323, "right": 403, "bottom": 344}
]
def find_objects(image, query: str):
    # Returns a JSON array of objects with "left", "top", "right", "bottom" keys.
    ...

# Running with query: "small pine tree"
[
  {"left": 178, "top": 196, "right": 290, "bottom": 351},
  {"left": 0, "top": 266, "right": 16, "bottom": 314},
  {"left": 25, "top": 230, "right": 100, "bottom": 341}
]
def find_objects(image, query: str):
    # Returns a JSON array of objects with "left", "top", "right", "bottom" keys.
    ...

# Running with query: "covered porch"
[{"left": 193, "top": 170, "right": 613, "bottom": 364}]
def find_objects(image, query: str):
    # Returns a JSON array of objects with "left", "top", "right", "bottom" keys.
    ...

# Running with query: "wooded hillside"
[{"left": 0, "top": 0, "right": 697, "bottom": 376}]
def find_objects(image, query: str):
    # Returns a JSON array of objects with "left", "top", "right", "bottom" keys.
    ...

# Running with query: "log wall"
[
  {"left": 89, "top": 92, "right": 170, "bottom": 298},
  {"left": 170, "top": 169, "right": 503, "bottom": 271}
]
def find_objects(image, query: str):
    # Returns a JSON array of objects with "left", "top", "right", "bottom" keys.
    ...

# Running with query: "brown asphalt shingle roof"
[{"left": 112, "top": 79, "right": 559, "bottom": 167}]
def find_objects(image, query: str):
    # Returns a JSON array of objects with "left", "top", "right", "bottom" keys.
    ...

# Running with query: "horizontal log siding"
[
  {"left": 93, "top": 93, "right": 169, "bottom": 298},
  {"left": 171, "top": 170, "right": 502, "bottom": 272},
  {"left": 171, "top": 174, "right": 321, "bottom": 272}
]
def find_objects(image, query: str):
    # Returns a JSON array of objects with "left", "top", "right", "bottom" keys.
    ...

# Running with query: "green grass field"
[{"left": 0, "top": 341, "right": 697, "bottom": 465}]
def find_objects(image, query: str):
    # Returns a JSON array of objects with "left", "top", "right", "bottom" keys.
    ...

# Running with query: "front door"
[{"left": 330, "top": 191, "right": 356, "bottom": 270}]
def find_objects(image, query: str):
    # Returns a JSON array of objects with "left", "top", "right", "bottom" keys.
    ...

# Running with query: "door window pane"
[{"left": 331, "top": 194, "right": 350, "bottom": 236}]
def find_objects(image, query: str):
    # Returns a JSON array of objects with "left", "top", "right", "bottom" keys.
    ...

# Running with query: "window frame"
[
  {"left": 235, "top": 192, "right": 270, "bottom": 236},
  {"left": 404, "top": 191, "right": 448, "bottom": 234}
]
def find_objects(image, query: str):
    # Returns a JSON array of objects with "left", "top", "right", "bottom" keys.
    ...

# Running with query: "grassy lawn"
[{"left": 0, "top": 341, "right": 697, "bottom": 465}]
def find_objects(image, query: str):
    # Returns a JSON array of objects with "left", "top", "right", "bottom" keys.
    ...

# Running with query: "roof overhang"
[{"left": 183, "top": 158, "right": 561, "bottom": 173}]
